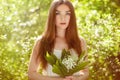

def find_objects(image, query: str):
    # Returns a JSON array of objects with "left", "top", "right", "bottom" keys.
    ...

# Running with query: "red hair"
[{"left": 37, "top": 0, "right": 82, "bottom": 69}]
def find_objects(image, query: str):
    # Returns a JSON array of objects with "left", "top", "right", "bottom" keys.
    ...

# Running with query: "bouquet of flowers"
[{"left": 45, "top": 49, "right": 89, "bottom": 77}]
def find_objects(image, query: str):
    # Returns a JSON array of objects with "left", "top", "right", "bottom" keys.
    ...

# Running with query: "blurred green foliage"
[{"left": 0, "top": 0, "right": 120, "bottom": 80}]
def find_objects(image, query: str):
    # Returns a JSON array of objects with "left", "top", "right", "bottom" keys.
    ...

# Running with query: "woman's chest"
[{"left": 54, "top": 38, "right": 68, "bottom": 50}]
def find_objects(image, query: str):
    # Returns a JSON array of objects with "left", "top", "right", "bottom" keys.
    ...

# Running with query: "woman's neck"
[{"left": 56, "top": 29, "right": 66, "bottom": 38}]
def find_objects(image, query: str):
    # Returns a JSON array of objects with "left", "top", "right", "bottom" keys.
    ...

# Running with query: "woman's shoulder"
[
  {"left": 79, "top": 36, "right": 86, "bottom": 44},
  {"left": 34, "top": 35, "right": 43, "bottom": 45},
  {"left": 36, "top": 35, "right": 43, "bottom": 41},
  {"left": 79, "top": 36, "right": 87, "bottom": 51}
]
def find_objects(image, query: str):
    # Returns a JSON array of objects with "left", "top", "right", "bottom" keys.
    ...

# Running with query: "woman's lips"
[{"left": 60, "top": 23, "right": 66, "bottom": 25}]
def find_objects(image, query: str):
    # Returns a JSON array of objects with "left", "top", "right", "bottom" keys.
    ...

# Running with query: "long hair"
[{"left": 37, "top": 0, "right": 82, "bottom": 69}]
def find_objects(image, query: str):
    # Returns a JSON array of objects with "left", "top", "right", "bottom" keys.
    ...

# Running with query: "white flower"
[{"left": 62, "top": 56, "right": 77, "bottom": 71}]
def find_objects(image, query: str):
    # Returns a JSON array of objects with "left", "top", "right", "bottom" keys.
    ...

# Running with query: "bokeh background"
[{"left": 0, "top": 0, "right": 120, "bottom": 80}]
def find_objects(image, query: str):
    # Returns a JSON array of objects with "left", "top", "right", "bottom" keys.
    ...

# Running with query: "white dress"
[{"left": 42, "top": 49, "right": 80, "bottom": 76}]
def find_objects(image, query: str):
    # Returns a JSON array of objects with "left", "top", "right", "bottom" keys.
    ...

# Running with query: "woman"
[{"left": 28, "top": 0, "right": 89, "bottom": 80}]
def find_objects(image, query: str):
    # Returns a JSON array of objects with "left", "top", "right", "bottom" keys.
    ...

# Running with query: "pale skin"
[{"left": 28, "top": 4, "right": 89, "bottom": 80}]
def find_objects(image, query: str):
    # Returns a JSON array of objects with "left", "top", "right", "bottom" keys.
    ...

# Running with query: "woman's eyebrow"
[
  {"left": 56, "top": 10, "right": 71, "bottom": 12},
  {"left": 56, "top": 10, "right": 60, "bottom": 13}
]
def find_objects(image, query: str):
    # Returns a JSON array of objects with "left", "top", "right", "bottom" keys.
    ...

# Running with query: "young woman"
[{"left": 28, "top": 0, "right": 89, "bottom": 80}]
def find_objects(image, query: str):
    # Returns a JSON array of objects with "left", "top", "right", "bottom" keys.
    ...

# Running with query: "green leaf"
[
  {"left": 57, "top": 60, "right": 68, "bottom": 76},
  {"left": 52, "top": 64, "right": 63, "bottom": 76},
  {"left": 72, "top": 61, "right": 89, "bottom": 73},
  {"left": 61, "top": 49, "right": 71, "bottom": 60},
  {"left": 77, "top": 51, "right": 86, "bottom": 63},
  {"left": 45, "top": 52, "right": 57, "bottom": 66}
]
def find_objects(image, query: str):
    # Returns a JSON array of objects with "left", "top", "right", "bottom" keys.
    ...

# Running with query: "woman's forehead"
[{"left": 56, "top": 4, "right": 70, "bottom": 11}]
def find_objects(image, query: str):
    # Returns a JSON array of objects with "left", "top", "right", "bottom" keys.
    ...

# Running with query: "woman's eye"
[
  {"left": 66, "top": 12, "right": 71, "bottom": 15},
  {"left": 56, "top": 12, "right": 60, "bottom": 15}
]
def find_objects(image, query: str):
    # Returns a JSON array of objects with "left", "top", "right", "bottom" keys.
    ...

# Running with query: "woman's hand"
[{"left": 63, "top": 76, "right": 74, "bottom": 80}]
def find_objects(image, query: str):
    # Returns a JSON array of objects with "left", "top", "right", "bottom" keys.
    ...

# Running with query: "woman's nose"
[{"left": 60, "top": 15, "right": 66, "bottom": 21}]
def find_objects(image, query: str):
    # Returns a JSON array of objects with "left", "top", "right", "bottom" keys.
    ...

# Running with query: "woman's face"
[{"left": 55, "top": 4, "right": 71, "bottom": 30}]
